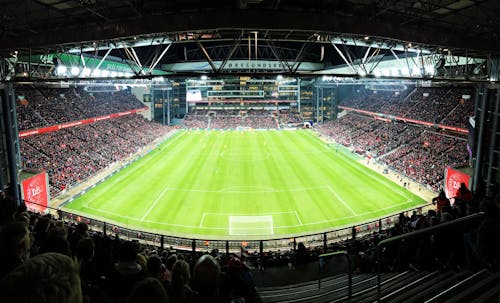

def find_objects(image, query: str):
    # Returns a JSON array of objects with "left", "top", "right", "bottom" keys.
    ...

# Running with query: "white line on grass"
[
  {"left": 199, "top": 213, "right": 206, "bottom": 228},
  {"left": 327, "top": 186, "right": 357, "bottom": 215},
  {"left": 141, "top": 187, "right": 170, "bottom": 221},
  {"left": 294, "top": 211, "right": 303, "bottom": 226},
  {"left": 82, "top": 198, "right": 417, "bottom": 231}
]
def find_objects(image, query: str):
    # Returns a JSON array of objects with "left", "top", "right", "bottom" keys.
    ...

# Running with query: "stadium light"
[
  {"left": 56, "top": 65, "right": 67, "bottom": 76},
  {"left": 424, "top": 65, "right": 435, "bottom": 75},
  {"left": 82, "top": 68, "right": 91, "bottom": 77},
  {"left": 200, "top": 75, "right": 208, "bottom": 80},
  {"left": 401, "top": 67, "right": 410, "bottom": 76},
  {"left": 374, "top": 70, "right": 381, "bottom": 77},
  {"left": 101, "top": 70, "right": 110, "bottom": 77},
  {"left": 358, "top": 70, "right": 367, "bottom": 77},
  {"left": 276, "top": 75, "right": 283, "bottom": 81},
  {"left": 70, "top": 67, "right": 80, "bottom": 76},
  {"left": 92, "top": 69, "right": 101, "bottom": 77},
  {"left": 411, "top": 67, "right": 421, "bottom": 76},
  {"left": 110, "top": 71, "right": 117, "bottom": 78},
  {"left": 117, "top": 72, "right": 124, "bottom": 77}
]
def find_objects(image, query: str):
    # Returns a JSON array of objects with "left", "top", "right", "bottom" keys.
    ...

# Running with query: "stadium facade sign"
[{"left": 162, "top": 60, "right": 323, "bottom": 72}]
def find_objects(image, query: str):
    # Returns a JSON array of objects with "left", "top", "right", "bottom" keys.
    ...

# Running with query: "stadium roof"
[{"left": 1, "top": 0, "right": 499, "bottom": 79}]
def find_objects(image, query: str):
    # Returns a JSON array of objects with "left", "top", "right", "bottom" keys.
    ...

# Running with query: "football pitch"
[{"left": 64, "top": 129, "right": 426, "bottom": 239}]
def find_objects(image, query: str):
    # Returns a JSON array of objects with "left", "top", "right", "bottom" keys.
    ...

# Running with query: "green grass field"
[{"left": 64, "top": 129, "right": 426, "bottom": 239}]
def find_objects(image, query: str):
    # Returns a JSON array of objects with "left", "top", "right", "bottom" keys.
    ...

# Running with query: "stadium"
[{"left": 0, "top": 1, "right": 499, "bottom": 302}]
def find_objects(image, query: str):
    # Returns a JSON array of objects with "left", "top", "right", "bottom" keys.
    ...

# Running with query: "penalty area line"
[
  {"left": 294, "top": 211, "right": 303, "bottom": 226},
  {"left": 327, "top": 186, "right": 357, "bottom": 215},
  {"left": 141, "top": 187, "right": 170, "bottom": 221}
]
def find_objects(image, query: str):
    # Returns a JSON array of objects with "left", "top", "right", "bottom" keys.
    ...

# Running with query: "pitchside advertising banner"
[
  {"left": 20, "top": 171, "right": 50, "bottom": 213},
  {"left": 444, "top": 167, "right": 471, "bottom": 200}
]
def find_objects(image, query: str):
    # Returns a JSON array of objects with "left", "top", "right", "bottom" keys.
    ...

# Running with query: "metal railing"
[
  {"left": 375, "top": 212, "right": 485, "bottom": 302},
  {"left": 22, "top": 199, "right": 434, "bottom": 257},
  {"left": 318, "top": 250, "right": 352, "bottom": 300}
]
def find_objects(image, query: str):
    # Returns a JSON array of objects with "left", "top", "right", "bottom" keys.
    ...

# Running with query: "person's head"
[
  {"left": 0, "top": 222, "right": 31, "bottom": 260},
  {"left": 75, "top": 237, "right": 95, "bottom": 261},
  {"left": 192, "top": 254, "right": 221, "bottom": 296},
  {"left": 0, "top": 195, "right": 18, "bottom": 226},
  {"left": 126, "top": 277, "right": 169, "bottom": 303},
  {"left": 171, "top": 260, "right": 190, "bottom": 289},
  {"left": 119, "top": 240, "right": 139, "bottom": 262},
  {"left": 439, "top": 190, "right": 446, "bottom": 199},
  {"left": 147, "top": 254, "right": 164, "bottom": 277},
  {"left": 0, "top": 252, "right": 82, "bottom": 303},
  {"left": 165, "top": 254, "right": 177, "bottom": 271}
]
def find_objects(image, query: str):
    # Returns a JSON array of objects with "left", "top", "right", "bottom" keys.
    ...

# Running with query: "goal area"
[{"left": 229, "top": 215, "right": 274, "bottom": 236}]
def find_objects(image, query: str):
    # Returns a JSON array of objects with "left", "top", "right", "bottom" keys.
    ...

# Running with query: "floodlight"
[
  {"left": 82, "top": 68, "right": 91, "bottom": 77},
  {"left": 358, "top": 70, "right": 367, "bottom": 77},
  {"left": 276, "top": 75, "right": 283, "bottom": 81},
  {"left": 70, "top": 67, "right": 80, "bottom": 76},
  {"left": 101, "top": 70, "right": 109, "bottom": 77},
  {"left": 92, "top": 69, "right": 101, "bottom": 77},
  {"left": 200, "top": 75, "right": 208, "bottom": 80},
  {"left": 110, "top": 71, "right": 117, "bottom": 78},
  {"left": 56, "top": 65, "right": 67, "bottom": 75}
]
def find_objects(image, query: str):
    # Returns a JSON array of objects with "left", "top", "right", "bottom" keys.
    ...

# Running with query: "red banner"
[
  {"left": 21, "top": 171, "right": 49, "bottom": 213},
  {"left": 19, "top": 107, "right": 148, "bottom": 138},
  {"left": 444, "top": 167, "right": 471, "bottom": 199}
]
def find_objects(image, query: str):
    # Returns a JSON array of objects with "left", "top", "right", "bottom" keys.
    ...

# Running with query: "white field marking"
[
  {"left": 154, "top": 185, "right": 329, "bottom": 194},
  {"left": 141, "top": 187, "right": 170, "bottom": 220},
  {"left": 229, "top": 215, "right": 274, "bottom": 235},
  {"left": 202, "top": 210, "right": 296, "bottom": 217},
  {"left": 294, "top": 211, "right": 304, "bottom": 226},
  {"left": 81, "top": 131, "right": 188, "bottom": 209},
  {"left": 82, "top": 199, "right": 419, "bottom": 231},
  {"left": 317, "top": 139, "right": 410, "bottom": 200},
  {"left": 273, "top": 199, "right": 419, "bottom": 229},
  {"left": 199, "top": 213, "right": 206, "bottom": 228},
  {"left": 83, "top": 205, "right": 227, "bottom": 230},
  {"left": 326, "top": 186, "right": 357, "bottom": 215}
]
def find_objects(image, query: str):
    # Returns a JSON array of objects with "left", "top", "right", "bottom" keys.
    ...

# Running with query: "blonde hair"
[{"left": 0, "top": 252, "right": 82, "bottom": 303}]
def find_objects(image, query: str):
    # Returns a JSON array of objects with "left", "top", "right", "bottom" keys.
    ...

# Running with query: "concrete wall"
[{"left": 131, "top": 86, "right": 152, "bottom": 120}]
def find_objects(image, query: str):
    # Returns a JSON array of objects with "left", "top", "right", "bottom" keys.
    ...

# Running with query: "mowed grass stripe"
[{"left": 64, "top": 129, "right": 426, "bottom": 238}]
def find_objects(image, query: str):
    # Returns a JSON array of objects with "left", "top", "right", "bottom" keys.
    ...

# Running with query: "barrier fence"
[{"left": 24, "top": 199, "right": 433, "bottom": 256}]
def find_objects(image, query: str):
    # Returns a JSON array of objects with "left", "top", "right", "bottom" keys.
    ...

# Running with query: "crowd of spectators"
[
  {"left": 316, "top": 112, "right": 468, "bottom": 191},
  {"left": 16, "top": 86, "right": 145, "bottom": 131},
  {"left": 0, "top": 195, "right": 262, "bottom": 303},
  {"left": 20, "top": 115, "right": 173, "bottom": 197},
  {"left": 340, "top": 86, "right": 474, "bottom": 128},
  {"left": 184, "top": 110, "right": 280, "bottom": 130}
]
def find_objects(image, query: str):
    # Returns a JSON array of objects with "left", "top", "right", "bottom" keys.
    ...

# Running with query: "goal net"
[{"left": 229, "top": 215, "right": 274, "bottom": 236}]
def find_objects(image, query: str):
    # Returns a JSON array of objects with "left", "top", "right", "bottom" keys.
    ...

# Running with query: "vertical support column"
[
  {"left": 1, "top": 83, "right": 21, "bottom": 201},
  {"left": 323, "top": 232, "right": 327, "bottom": 252},
  {"left": 473, "top": 86, "right": 489, "bottom": 193},
  {"left": 225, "top": 240, "right": 229, "bottom": 257},
  {"left": 486, "top": 89, "right": 500, "bottom": 196},
  {"left": 297, "top": 77, "right": 301, "bottom": 113},
  {"left": 167, "top": 89, "right": 171, "bottom": 125},
  {"left": 160, "top": 235, "right": 164, "bottom": 250}
]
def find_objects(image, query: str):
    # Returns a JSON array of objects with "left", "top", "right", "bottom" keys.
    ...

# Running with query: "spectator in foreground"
[
  {"left": 169, "top": 260, "right": 194, "bottom": 303},
  {"left": 127, "top": 277, "right": 169, "bottom": 303},
  {"left": 0, "top": 252, "right": 82, "bottom": 303}
]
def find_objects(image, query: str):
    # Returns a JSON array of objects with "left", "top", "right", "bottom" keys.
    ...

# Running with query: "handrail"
[
  {"left": 375, "top": 212, "right": 484, "bottom": 302},
  {"left": 318, "top": 250, "right": 352, "bottom": 300}
]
